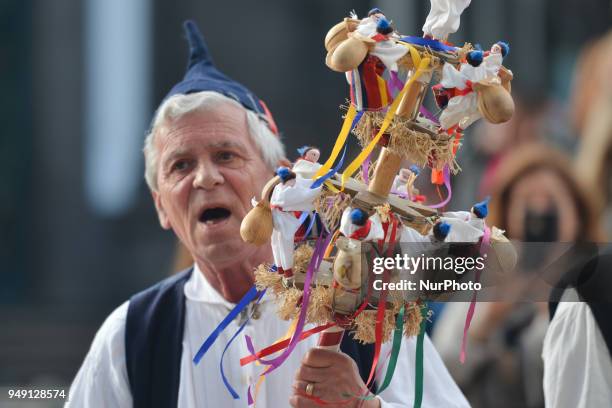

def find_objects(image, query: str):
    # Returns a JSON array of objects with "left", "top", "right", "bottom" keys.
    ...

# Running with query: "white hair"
[{"left": 143, "top": 91, "right": 285, "bottom": 191}]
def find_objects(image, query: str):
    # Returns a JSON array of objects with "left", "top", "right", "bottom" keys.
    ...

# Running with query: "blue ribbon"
[
  {"left": 400, "top": 36, "right": 457, "bottom": 53},
  {"left": 219, "top": 289, "right": 266, "bottom": 399},
  {"left": 294, "top": 210, "right": 319, "bottom": 243},
  {"left": 303, "top": 213, "right": 319, "bottom": 238},
  {"left": 310, "top": 110, "right": 364, "bottom": 189},
  {"left": 193, "top": 285, "right": 262, "bottom": 364}
]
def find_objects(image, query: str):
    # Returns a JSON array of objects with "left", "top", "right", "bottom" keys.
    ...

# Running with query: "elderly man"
[{"left": 67, "top": 21, "right": 469, "bottom": 408}]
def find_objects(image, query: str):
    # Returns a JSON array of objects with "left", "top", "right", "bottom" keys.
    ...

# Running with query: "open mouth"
[{"left": 199, "top": 207, "right": 231, "bottom": 225}]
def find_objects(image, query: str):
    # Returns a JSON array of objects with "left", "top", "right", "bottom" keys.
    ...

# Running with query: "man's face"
[{"left": 152, "top": 102, "right": 274, "bottom": 266}]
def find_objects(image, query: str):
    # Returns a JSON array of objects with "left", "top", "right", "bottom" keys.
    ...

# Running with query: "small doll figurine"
[
  {"left": 437, "top": 50, "right": 489, "bottom": 131},
  {"left": 392, "top": 165, "right": 421, "bottom": 200},
  {"left": 344, "top": 8, "right": 407, "bottom": 73},
  {"left": 333, "top": 208, "right": 384, "bottom": 315},
  {"left": 440, "top": 197, "right": 490, "bottom": 242},
  {"left": 339, "top": 207, "right": 384, "bottom": 242},
  {"left": 292, "top": 146, "right": 322, "bottom": 179},
  {"left": 270, "top": 167, "right": 322, "bottom": 283},
  {"left": 436, "top": 42, "right": 513, "bottom": 129},
  {"left": 481, "top": 41, "right": 509, "bottom": 78},
  {"left": 297, "top": 145, "right": 321, "bottom": 163},
  {"left": 398, "top": 219, "right": 452, "bottom": 261},
  {"left": 488, "top": 41, "right": 510, "bottom": 58},
  {"left": 292, "top": 146, "right": 323, "bottom": 179}
]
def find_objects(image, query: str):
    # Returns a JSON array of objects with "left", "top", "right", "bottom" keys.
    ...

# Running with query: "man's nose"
[{"left": 193, "top": 162, "right": 224, "bottom": 190}]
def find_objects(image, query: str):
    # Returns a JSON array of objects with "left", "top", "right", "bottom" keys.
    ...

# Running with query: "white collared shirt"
[
  {"left": 67, "top": 265, "right": 470, "bottom": 407},
  {"left": 542, "top": 290, "right": 612, "bottom": 408}
]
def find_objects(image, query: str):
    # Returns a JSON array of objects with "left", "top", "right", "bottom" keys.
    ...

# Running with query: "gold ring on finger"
[{"left": 305, "top": 382, "right": 315, "bottom": 396}]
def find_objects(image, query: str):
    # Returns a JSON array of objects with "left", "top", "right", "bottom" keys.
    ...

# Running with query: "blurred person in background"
[
  {"left": 542, "top": 29, "right": 612, "bottom": 408},
  {"left": 66, "top": 21, "right": 469, "bottom": 408},
  {"left": 573, "top": 30, "right": 612, "bottom": 237},
  {"left": 433, "top": 143, "right": 602, "bottom": 408}
]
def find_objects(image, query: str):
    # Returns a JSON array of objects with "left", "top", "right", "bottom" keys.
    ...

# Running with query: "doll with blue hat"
[
  {"left": 269, "top": 167, "right": 322, "bottom": 283},
  {"left": 339, "top": 207, "right": 384, "bottom": 242},
  {"left": 292, "top": 145, "right": 323, "bottom": 178}
]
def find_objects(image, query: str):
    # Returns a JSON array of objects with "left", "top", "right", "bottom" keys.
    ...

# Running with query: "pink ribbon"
[
  {"left": 362, "top": 154, "right": 371, "bottom": 184},
  {"left": 460, "top": 225, "right": 491, "bottom": 363}
]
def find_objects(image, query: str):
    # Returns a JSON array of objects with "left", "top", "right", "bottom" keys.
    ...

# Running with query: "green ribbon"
[
  {"left": 377, "top": 304, "right": 405, "bottom": 393},
  {"left": 414, "top": 305, "right": 428, "bottom": 408}
]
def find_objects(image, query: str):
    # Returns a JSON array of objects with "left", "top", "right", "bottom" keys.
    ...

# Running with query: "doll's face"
[
  {"left": 305, "top": 149, "right": 320, "bottom": 163},
  {"left": 398, "top": 168, "right": 412, "bottom": 182},
  {"left": 491, "top": 44, "right": 502, "bottom": 55}
]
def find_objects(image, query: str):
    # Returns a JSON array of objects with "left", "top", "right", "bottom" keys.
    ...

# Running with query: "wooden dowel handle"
[{"left": 317, "top": 325, "right": 345, "bottom": 351}]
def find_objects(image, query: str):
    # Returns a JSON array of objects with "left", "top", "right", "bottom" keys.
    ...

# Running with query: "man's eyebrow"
[
  {"left": 162, "top": 141, "right": 247, "bottom": 164},
  {"left": 205, "top": 140, "right": 247, "bottom": 151},
  {"left": 162, "top": 148, "right": 190, "bottom": 165}
]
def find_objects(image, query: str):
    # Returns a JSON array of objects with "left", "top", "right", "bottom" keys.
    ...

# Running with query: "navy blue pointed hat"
[{"left": 165, "top": 20, "right": 278, "bottom": 135}]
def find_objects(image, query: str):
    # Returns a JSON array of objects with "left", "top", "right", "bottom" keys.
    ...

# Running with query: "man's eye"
[
  {"left": 171, "top": 160, "right": 191, "bottom": 172},
  {"left": 216, "top": 151, "right": 235, "bottom": 162}
]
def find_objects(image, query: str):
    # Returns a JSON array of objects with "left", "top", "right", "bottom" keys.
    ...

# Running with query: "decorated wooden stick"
[{"left": 316, "top": 325, "right": 346, "bottom": 351}]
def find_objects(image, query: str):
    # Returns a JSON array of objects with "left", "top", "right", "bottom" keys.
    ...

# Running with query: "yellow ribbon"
[
  {"left": 323, "top": 180, "right": 340, "bottom": 193},
  {"left": 313, "top": 104, "right": 358, "bottom": 180},
  {"left": 340, "top": 45, "right": 430, "bottom": 189}
]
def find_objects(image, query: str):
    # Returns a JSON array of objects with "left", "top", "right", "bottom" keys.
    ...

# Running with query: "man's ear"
[{"left": 152, "top": 190, "right": 172, "bottom": 230}]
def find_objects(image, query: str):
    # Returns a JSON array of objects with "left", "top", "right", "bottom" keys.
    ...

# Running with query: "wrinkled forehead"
[{"left": 156, "top": 102, "right": 251, "bottom": 151}]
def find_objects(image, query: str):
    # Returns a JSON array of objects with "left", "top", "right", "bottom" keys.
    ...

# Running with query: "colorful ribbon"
[
  {"left": 376, "top": 304, "right": 406, "bottom": 393},
  {"left": 240, "top": 322, "right": 336, "bottom": 366},
  {"left": 247, "top": 318, "right": 298, "bottom": 406},
  {"left": 310, "top": 144, "right": 348, "bottom": 190},
  {"left": 400, "top": 36, "right": 457, "bottom": 52},
  {"left": 312, "top": 105, "right": 360, "bottom": 182},
  {"left": 193, "top": 285, "right": 263, "bottom": 364},
  {"left": 244, "top": 233, "right": 331, "bottom": 374},
  {"left": 428, "top": 165, "right": 452, "bottom": 209},
  {"left": 364, "top": 217, "right": 399, "bottom": 388},
  {"left": 361, "top": 153, "right": 372, "bottom": 184},
  {"left": 419, "top": 105, "right": 440, "bottom": 124},
  {"left": 459, "top": 225, "right": 491, "bottom": 364},
  {"left": 413, "top": 304, "right": 428, "bottom": 408},
  {"left": 219, "top": 289, "right": 266, "bottom": 399},
  {"left": 341, "top": 47, "right": 431, "bottom": 189}
]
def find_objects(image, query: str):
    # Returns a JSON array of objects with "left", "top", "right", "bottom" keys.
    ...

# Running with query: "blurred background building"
[{"left": 0, "top": 0, "right": 610, "bottom": 405}]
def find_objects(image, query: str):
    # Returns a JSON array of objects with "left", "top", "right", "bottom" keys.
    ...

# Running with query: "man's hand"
[{"left": 290, "top": 348, "right": 381, "bottom": 408}]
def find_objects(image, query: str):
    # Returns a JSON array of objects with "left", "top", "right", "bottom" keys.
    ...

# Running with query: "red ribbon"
[{"left": 240, "top": 322, "right": 336, "bottom": 366}]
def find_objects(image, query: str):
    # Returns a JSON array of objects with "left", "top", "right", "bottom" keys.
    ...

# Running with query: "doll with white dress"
[
  {"left": 270, "top": 167, "right": 322, "bottom": 282},
  {"left": 292, "top": 146, "right": 323, "bottom": 179}
]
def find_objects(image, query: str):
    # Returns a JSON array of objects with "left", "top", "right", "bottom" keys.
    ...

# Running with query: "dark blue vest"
[{"left": 125, "top": 268, "right": 375, "bottom": 408}]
